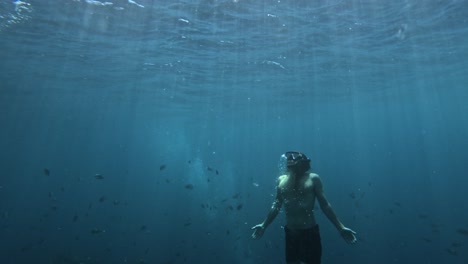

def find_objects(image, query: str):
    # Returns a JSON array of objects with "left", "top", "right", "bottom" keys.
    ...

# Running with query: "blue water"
[{"left": 1, "top": 0, "right": 468, "bottom": 263}]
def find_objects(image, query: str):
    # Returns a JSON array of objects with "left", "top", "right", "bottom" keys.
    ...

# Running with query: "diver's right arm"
[
  {"left": 251, "top": 184, "right": 284, "bottom": 239},
  {"left": 262, "top": 196, "right": 283, "bottom": 228}
]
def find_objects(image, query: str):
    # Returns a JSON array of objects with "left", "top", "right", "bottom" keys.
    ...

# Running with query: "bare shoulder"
[
  {"left": 278, "top": 175, "right": 288, "bottom": 187},
  {"left": 310, "top": 173, "right": 323, "bottom": 188},
  {"left": 309, "top": 173, "right": 320, "bottom": 181}
]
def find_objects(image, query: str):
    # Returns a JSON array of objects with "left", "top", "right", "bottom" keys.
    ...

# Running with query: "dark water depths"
[{"left": 1, "top": 0, "right": 468, "bottom": 263}]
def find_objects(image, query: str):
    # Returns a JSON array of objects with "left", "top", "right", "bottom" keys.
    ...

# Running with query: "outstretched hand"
[
  {"left": 251, "top": 224, "right": 265, "bottom": 239},
  {"left": 340, "top": 227, "right": 357, "bottom": 244}
]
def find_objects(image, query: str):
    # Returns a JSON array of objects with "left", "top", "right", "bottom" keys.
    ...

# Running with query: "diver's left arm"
[{"left": 313, "top": 174, "right": 357, "bottom": 243}]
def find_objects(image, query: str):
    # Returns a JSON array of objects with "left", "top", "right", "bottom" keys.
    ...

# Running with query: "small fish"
[
  {"left": 113, "top": 200, "right": 120, "bottom": 206},
  {"left": 90, "top": 228, "right": 105, "bottom": 234},
  {"left": 236, "top": 204, "right": 243, "bottom": 210},
  {"left": 421, "top": 237, "right": 432, "bottom": 243},
  {"left": 99, "top": 196, "right": 106, "bottom": 203},
  {"left": 185, "top": 184, "right": 194, "bottom": 190},
  {"left": 349, "top": 192, "right": 356, "bottom": 199},
  {"left": 178, "top": 18, "right": 189, "bottom": 24},
  {"left": 452, "top": 241, "right": 463, "bottom": 248},
  {"left": 446, "top": 248, "right": 458, "bottom": 256},
  {"left": 456, "top": 228, "right": 468, "bottom": 236},
  {"left": 140, "top": 225, "right": 147, "bottom": 231},
  {"left": 2, "top": 212, "right": 8, "bottom": 218},
  {"left": 159, "top": 165, "right": 166, "bottom": 171},
  {"left": 215, "top": 170, "right": 219, "bottom": 175},
  {"left": 44, "top": 169, "right": 50, "bottom": 176},
  {"left": 418, "top": 213, "right": 429, "bottom": 219},
  {"left": 73, "top": 214, "right": 79, "bottom": 222},
  {"left": 94, "top": 174, "right": 104, "bottom": 180},
  {"left": 20, "top": 244, "right": 32, "bottom": 252},
  {"left": 184, "top": 222, "right": 191, "bottom": 227},
  {"left": 207, "top": 166, "right": 213, "bottom": 172}
]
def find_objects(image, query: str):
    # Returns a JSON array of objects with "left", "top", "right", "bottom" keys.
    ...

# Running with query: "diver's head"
[{"left": 279, "top": 151, "right": 311, "bottom": 175}]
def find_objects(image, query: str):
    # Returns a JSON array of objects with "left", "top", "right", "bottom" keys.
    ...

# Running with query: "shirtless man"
[{"left": 251, "top": 151, "right": 356, "bottom": 264}]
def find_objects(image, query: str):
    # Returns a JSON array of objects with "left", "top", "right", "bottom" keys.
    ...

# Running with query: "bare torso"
[{"left": 278, "top": 173, "right": 317, "bottom": 230}]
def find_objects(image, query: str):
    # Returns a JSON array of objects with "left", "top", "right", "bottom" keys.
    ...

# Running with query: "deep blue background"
[{"left": 1, "top": 0, "right": 468, "bottom": 263}]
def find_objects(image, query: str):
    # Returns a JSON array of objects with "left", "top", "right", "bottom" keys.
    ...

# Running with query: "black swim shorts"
[{"left": 285, "top": 225, "right": 322, "bottom": 264}]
